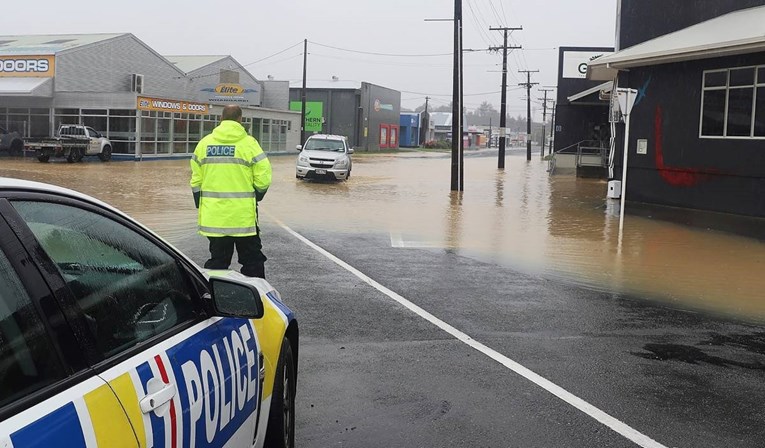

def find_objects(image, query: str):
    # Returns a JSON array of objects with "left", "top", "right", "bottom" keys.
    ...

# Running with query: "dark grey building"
[
  {"left": 589, "top": 1, "right": 765, "bottom": 219},
  {"left": 289, "top": 80, "right": 401, "bottom": 151},
  {"left": 553, "top": 46, "right": 614, "bottom": 155}
]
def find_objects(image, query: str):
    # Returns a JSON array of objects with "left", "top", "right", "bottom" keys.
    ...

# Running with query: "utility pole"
[
  {"left": 518, "top": 69, "right": 539, "bottom": 161},
  {"left": 538, "top": 88, "right": 554, "bottom": 159},
  {"left": 420, "top": 96, "right": 430, "bottom": 145},
  {"left": 488, "top": 116, "right": 492, "bottom": 148},
  {"left": 489, "top": 26, "right": 522, "bottom": 170},
  {"left": 451, "top": 0, "right": 462, "bottom": 191},
  {"left": 459, "top": 15, "right": 465, "bottom": 191},
  {"left": 300, "top": 39, "right": 308, "bottom": 146},
  {"left": 549, "top": 100, "right": 556, "bottom": 156}
]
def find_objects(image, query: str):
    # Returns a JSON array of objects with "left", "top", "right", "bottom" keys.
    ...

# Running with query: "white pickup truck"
[
  {"left": 0, "top": 126, "right": 24, "bottom": 155},
  {"left": 25, "top": 125, "right": 113, "bottom": 163}
]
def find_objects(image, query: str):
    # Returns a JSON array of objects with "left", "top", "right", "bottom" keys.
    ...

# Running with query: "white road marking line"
[
  {"left": 277, "top": 221, "right": 668, "bottom": 448},
  {"left": 390, "top": 231, "right": 445, "bottom": 248}
]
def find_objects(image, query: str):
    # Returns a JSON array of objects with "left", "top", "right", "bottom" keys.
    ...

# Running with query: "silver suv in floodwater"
[{"left": 295, "top": 134, "right": 354, "bottom": 181}]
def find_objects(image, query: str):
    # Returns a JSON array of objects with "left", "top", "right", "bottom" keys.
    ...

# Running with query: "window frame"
[
  {"left": 0, "top": 199, "right": 87, "bottom": 421},
  {"left": 699, "top": 65, "right": 765, "bottom": 140},
  {"left": 0, "top": 191, "right": 214, "bottom": 373}
]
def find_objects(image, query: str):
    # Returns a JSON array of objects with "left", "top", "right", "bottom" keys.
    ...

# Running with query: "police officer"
[{"left": 190, "top": 105, "right": 272, "bottom": 278}]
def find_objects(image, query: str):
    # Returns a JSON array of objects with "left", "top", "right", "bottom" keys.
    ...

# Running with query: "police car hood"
[
  {"left": 211, "top": 120, "right": 247, "bottom": 143},
  {"left": 302, "top": 149, "right": 346, "bottom": 161}
]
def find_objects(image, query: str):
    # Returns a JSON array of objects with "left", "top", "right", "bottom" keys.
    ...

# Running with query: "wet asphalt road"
[
  {"left": 2, "top": 152, "right": 763, "bottom": 447},
  {"left": 176, "top": 221, "right": 765, "bottom": 448}
]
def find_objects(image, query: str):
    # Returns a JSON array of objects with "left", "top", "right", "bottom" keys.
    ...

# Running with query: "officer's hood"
[{"left": 212, "top": 120, "right": 247, "bottom": 143}]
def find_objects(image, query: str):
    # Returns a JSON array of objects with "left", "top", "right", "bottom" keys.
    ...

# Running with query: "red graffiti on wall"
[{"left": 654, "top": 105, "right": 714, "bottom": 187}]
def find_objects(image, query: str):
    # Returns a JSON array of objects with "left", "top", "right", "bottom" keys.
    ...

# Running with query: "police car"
[{"left": 0, "top": 178, "right": 298, "bottom": 448}]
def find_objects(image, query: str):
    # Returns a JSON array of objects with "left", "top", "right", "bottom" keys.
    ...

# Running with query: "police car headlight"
[
  {"left": 334, "top": 158, "right": 349, "bottom": 169},
  {"left": 298, "top": 155, "right": 309, "bottom": 165}
]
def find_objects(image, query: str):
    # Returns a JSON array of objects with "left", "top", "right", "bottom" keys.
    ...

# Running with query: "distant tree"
[{"left": 476, "top": 101, "right": 497, "bottom": 118}]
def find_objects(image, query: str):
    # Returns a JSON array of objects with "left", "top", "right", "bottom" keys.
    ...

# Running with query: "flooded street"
[{"left": 1, "top": 151, "right": 764, "bottom": 322}]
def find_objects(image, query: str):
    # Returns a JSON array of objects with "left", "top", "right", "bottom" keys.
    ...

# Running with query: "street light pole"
[{"left": 300, "top": 39, "right": 308, "bottom": 146}]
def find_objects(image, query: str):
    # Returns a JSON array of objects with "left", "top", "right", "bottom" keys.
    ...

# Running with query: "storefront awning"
[
  {"left": 588, "top": 5, "right": 765, "bottom": 81},
  {"left": 567, "top": 81, "right": 613, "bottom": 104},
  {"left": 0, "top": 77, "right": 53, "bottom": 96}
]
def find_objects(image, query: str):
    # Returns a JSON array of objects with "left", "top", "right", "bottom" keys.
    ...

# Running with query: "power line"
[
  {"left": 185, "top": 41, "right": 304, "bottom": 80},
  {"left": 242, "top": 41, "right": 304, "bottom": 67},
  {"left": 466, "top": 0, "right": 500, "bottom": 46},
  {"left": 309, "top": 52, "right": 492, "bottom": 68},
  {"left": 487, "top": 0, "right": 505, "bottom": 24},
  {"left": 309, "top": 41, "right": 454, "bottom": 57},
  {"left": 498, "top": 0, "right": 508, "bottom": 24},
  {"left": 400, "top": 88, "right": 521, "bottom": 97}
]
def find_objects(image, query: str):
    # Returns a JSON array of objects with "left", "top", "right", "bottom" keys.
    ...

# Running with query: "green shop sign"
[{"left": 290, "top": 101, "right": 323, "bottom": 132}]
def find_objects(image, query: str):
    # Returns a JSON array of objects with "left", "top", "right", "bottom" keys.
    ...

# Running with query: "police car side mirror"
[
  {"left": 296, "top": 145, "right": 302, "bottom": 151},
  {"left": 347, "top": 147, "right": 354, "bottom": 154},
  {"left": 209, "top": 277, "right": 264, "bottom": 319}
]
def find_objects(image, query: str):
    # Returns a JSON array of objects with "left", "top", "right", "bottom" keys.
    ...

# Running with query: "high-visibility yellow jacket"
[{"left": 190, "top": 120, "right": 272, "bottom": 237}]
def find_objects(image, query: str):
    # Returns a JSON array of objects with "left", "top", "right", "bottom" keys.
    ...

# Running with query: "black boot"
[{"left": 241, "top": 262, "right": 265, "bottom": 279}]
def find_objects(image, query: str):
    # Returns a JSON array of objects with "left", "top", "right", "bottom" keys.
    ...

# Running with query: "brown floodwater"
[{"left": 1, "top": 151, "right": 763, "bottom": 322}]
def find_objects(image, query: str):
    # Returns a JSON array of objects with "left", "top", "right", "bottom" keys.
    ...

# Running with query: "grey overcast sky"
[{"left": 5, "top": 0, "right": 617, "bottom": 119}]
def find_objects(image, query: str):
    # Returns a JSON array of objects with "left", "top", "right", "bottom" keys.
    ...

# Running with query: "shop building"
[
  {"left": 0, "top": 33, "right": 299, "bottom": 158},
  {"left": 588, "top": 1, "right": 765, "bottom": 219},
  {"left": 288, "top": 80, "right": 401, "bottom": 150},
  {"left": 399, "top": 112, "right": 421, "bottom": 147},
  {"left": 553, "top": 47, "right": 614, "bottom": 156}
]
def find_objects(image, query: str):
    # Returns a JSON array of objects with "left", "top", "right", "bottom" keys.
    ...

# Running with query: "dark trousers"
[{"left": 204, "top": 235, "right": 267, "bottom": 278}]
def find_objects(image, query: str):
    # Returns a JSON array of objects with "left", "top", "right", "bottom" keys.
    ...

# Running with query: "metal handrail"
[
  {"left": 576, "top": 141, "right": 608, "bottom": 168},
  {"left": 548, "top": 140, "right": 608, "bottom": 174},
  {"left": 554, "top": 140, "right": 590, "bottom": 155}
]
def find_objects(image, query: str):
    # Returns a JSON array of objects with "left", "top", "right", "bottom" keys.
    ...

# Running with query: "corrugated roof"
[
  {"left": 0, "top": 78, "right": 52, "bottom": 95},
  {"left": 0, "top": 33, "right": 126, "bottom": 55},
  {"left": 588, "top": 5, "right": 765, "bottom": 80},
  {"left": 165, "top": 55, "right": 229, "bottom": 74}
]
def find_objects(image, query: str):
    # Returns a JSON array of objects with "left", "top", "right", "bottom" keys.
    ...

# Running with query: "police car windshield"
[{"left": 304, "top": 139, "right": 345, "bottom": 152}]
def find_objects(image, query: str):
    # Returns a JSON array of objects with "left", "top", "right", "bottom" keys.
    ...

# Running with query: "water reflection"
[
  {"left": 495, "top": 171, "right": 504, "bottom": 208},
  {"left": 1, "top": 152, "right": 764, "bottom": 322},
  {"left": 445, "top": 192, "right": 462, "bottom": 250}
]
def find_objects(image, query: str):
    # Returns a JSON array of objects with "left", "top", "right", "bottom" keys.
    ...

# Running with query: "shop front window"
[
  {"left": 141, "top": 114, "right": 156, "bottom": 142},
  {"left": 82, "top": 115, "right": 108, "bottom": 133},
  {"left": 188, "top": 119, "right": 201, "bottom": 144},
  {"left": 157, "top": 114, "right": 171, "bottom": 142},
  {"left": 252, "top": 118, "right": 262, "bottom": 141},
  {"left": 156, "top": 141, "right": 171, "bottom": 154}
]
